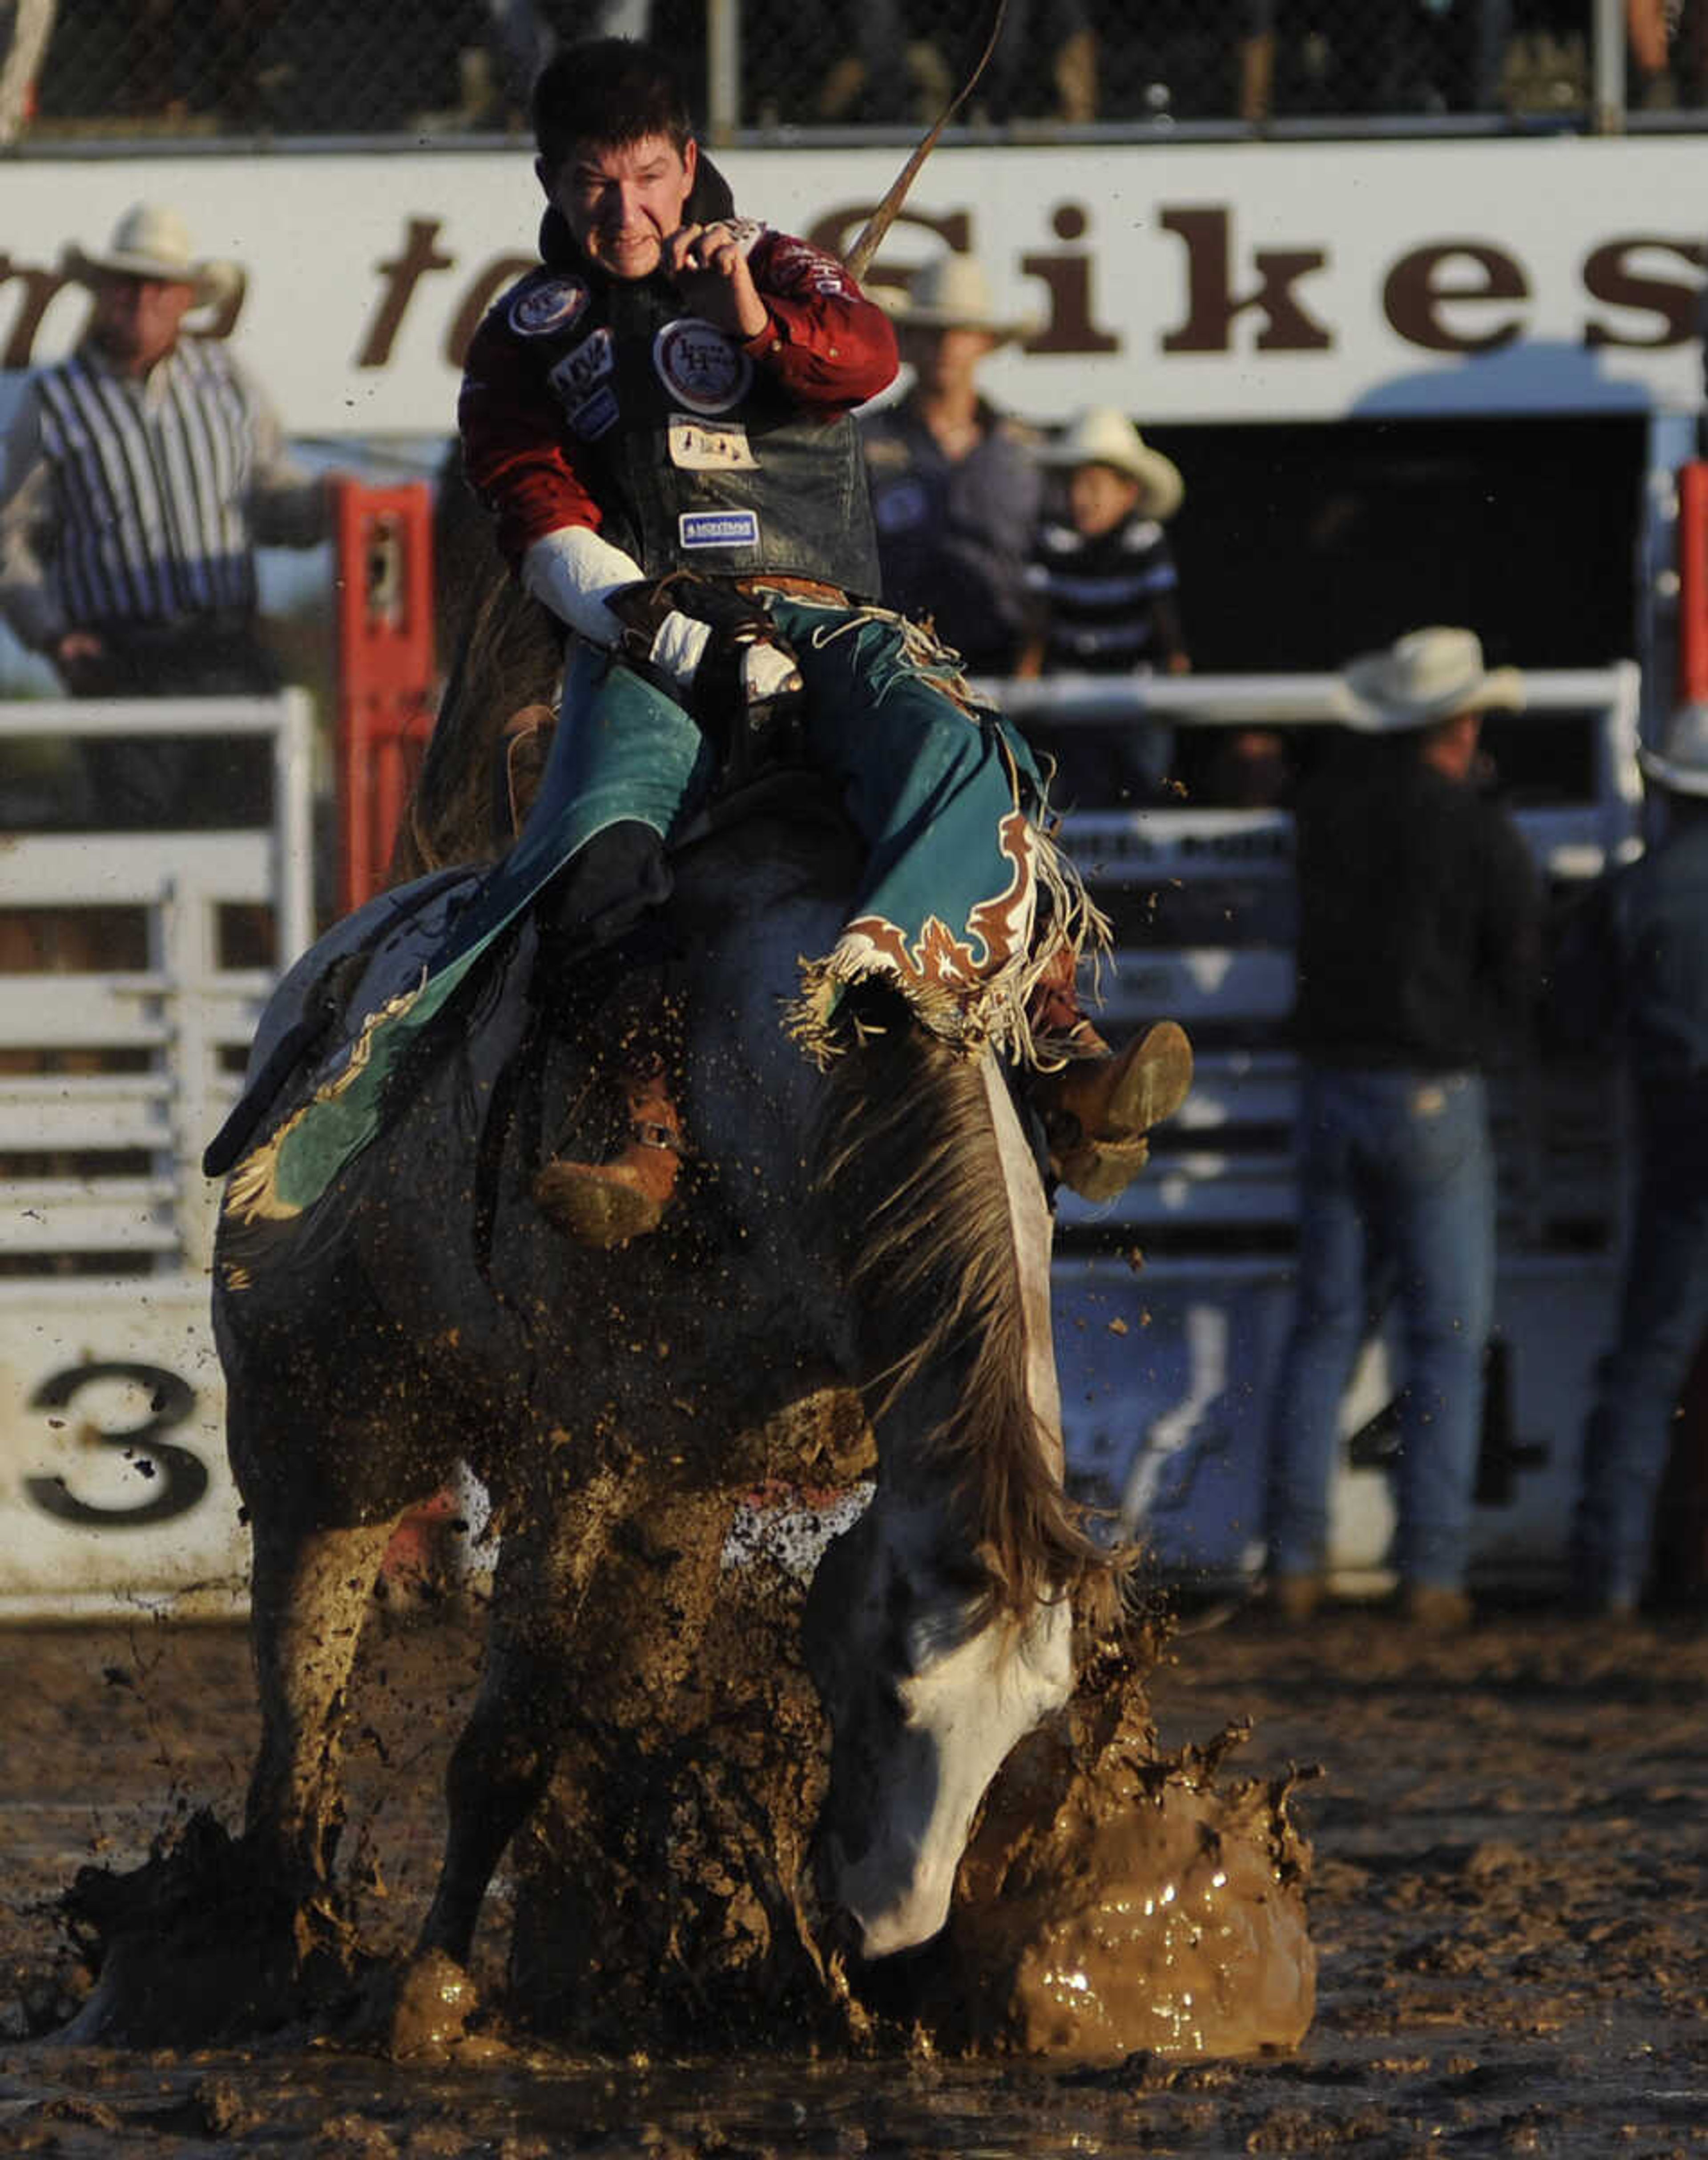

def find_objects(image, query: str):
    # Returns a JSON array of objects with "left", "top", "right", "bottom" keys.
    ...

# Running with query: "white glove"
[{"left": 740, "top": 642, "right": 804, "bottom": 704}]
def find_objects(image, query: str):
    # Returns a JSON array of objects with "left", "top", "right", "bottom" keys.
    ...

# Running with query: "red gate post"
[
  {"left": 333, "top": 477, "right": 436, "bottom": 917},
  {"left": 1677, "top": 461, "right": 1708, "bottom": 709}
]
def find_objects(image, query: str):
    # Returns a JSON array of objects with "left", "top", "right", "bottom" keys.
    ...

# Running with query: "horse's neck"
[{"left": 976, "top": 1053, "right": 1062, "bottom": 1461}]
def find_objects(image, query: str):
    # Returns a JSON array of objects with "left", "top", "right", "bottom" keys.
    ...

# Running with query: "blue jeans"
[
  {"left": 1575, "top": 1121, "right": 1708, "bottom": 1608},
  {"left": 1265, "top": 1067, "right": 1496, "bottom": 1592}
]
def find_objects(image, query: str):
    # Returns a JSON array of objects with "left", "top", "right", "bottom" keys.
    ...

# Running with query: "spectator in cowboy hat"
[
  {"left": 860, "top": 250, "right": 1043, "bottom": 676},
  {"left": 1552, "top": 699, "right": 1708, "bottom": 1616},
  {"left": 0, "top": 201, "right": 330, "bottom": 828},
  {"left": 1261, "top": 627, "right": 1539, "bottom": 1631},
  {"left": 1017, "top": 404, "right": 1190, "bottom": 808}
]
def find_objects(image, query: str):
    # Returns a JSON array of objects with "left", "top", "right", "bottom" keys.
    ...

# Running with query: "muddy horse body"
[{"left": 212, "top": 758, "right": 1106, "bottom": 2013}]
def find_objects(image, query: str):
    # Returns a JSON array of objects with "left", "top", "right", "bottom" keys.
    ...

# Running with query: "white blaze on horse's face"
[{"left": 806, "top": 1496, "right": 1075, "bottom": 1960}]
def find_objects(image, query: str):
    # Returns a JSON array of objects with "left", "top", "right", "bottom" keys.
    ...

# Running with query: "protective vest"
[{"left": 502, "top": 253, "right": 882, "bottom": 598}]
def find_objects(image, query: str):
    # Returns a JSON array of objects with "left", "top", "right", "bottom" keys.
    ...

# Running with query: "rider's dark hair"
[{"left": 532, "top": 38, "right": 695, "bottom": 169}]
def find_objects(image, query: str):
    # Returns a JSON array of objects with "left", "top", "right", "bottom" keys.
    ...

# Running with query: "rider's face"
[{"left": 541, "top": 132, "right": 698, "bottom": 281}]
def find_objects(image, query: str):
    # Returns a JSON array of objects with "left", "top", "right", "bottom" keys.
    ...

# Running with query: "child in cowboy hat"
[{"left": 1019, "top": 405, "right": 1189, "bottom": 807}]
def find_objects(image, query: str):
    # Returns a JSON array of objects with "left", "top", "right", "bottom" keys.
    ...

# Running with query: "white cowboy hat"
[
  {"left": 1341, "top": 627, "right": 1525, "bottom": 733},
  {"left": 1037, "top": 406, "right": 1185, "bottom": 521},
  {"left": 1639, "top": 701, "right": 1708, "bottom": 796},
  {"left": 63, "top": 202, "right": 240, "bottom": 309},
  {"left": 879, "top": 251, "right": 1035, "bottom": 342}
]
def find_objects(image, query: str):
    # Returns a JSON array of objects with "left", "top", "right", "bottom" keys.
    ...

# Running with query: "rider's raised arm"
[{"left": 739, "top": 232, "right": 898, "bottom": 409}]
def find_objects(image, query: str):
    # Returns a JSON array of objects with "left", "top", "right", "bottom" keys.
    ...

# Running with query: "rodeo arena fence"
[
  {"left": 1, "top": 0, "right": 1702, "bottom": 149},
  {"left": 0, "top": 661, "right": 1644, "bottom": 1619},
  {"left": 0, "top": 693, "right": 314, "bottom": 1618}
]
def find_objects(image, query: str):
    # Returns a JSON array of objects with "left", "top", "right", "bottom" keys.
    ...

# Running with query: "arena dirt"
[{"left": 3, "top": 1594, "right": 1706, "bottom": 2155}]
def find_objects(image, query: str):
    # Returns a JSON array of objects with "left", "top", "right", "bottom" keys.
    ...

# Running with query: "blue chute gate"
[{"left": 995, "top": 663, "right": 1645, "bottom": 1600}]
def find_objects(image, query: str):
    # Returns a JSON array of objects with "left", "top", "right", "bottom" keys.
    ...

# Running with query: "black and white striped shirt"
[
  {"left": 32, "top": 337, "right": 262, "bottom": 628},
  {"left": 1027, "top": 510, "right": 1183, "bottom": 674}
]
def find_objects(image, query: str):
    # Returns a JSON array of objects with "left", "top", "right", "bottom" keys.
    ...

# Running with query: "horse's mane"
[
  {"left": 814, "top": 1004, "right": 1119, "bottom": 1625},
  {"left": 391, "top": 562, "right": 562, "bottom": 885}
]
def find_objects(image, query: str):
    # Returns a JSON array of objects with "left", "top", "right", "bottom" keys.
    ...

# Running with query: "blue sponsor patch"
[
  {"left": 679, "top": 508, "right": 760, "bottom": 551},
  {"left": 567, "top": 384, "right": 619, "bottom": 440}
]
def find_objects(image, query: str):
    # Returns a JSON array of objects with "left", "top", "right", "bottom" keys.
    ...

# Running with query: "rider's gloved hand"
[{"left": 608, "top": 575, "right": 803, "bottom": 721}]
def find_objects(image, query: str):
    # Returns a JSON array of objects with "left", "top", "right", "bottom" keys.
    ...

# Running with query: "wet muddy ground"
[{"left": 3, "top": 1593, "right": 1706, "bottom": 2156}]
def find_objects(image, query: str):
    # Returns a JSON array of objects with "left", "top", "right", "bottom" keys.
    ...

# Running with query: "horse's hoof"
[{"left": 387, "top": 1948, "right": 480, "bottom": 2055}]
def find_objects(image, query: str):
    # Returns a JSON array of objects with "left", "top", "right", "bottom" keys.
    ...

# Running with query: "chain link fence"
[{"left": 5, "top": 0, "right": 1707, "bottom": 145}]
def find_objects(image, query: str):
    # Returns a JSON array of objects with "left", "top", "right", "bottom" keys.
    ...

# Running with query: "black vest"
[{"left": 503, "top": 251, "right": 882, "bottom": 598}]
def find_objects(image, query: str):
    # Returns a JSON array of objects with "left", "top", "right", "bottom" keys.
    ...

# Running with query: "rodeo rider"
[{"left": 269, "top": 34, "right": 1191, "bottom": 1250}]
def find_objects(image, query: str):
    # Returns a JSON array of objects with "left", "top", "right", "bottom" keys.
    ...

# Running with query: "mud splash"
[
  {"left": 507, "top": 1578, "right": 1317, "bottom": 2061},
  {"left": 939, "top": 1647, "right": 1317, "bottom": 2061}
]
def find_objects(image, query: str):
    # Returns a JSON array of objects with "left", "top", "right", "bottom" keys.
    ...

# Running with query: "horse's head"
[
  {"left": 801, "top": 1026, "right": 1113, "bottom": 1961},
  {"left": 803, "top": 1491, "right": 1074, "bottom": 1958}
]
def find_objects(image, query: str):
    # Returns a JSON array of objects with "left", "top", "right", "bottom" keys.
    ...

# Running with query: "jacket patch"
[
  {"left": 567, "top": 385, "right": 620, "bottom": 440},
  {"left": 549, "top": 326, "right": 614, "bottom": 404},
  {"left": 668, "top": 413, "right": 758, "bottom": 471},
  {"left": 509, "top": 277, "right": 590, "bottom": 337},
  {"left": 654, "top": 317, "right": 753, "bottom": 416},
  {"left": 679, "top": 508, "right": 760, "bottom": 550}
]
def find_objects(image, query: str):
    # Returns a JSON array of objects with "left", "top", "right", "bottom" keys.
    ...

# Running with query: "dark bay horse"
[{"left": 209, "top": 602, "right": 1116, "bottom": 2018}]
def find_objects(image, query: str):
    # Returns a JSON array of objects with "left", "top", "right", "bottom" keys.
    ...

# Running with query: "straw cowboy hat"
[
  {"left": 1038, "top": 406, "right": 1185, "bottom": 521},
  {"left": 1340, "top": 627, "right": 1525, "bottom": 733},
  {"left": 878, "top": 251, "right": 1035, "bottom": 342},
  {"left": 62, "top": 203, "right": 240, "bottom": 308},
  {"left": 1639, "top": 702, "right": 1708, "bottom": 796}
]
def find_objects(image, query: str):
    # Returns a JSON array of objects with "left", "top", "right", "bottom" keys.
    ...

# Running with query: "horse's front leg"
[
  {"left": 415, "top": 1471, "right": 730, "bottom": 1974},
  {"left": 415, "top": 1461, "right": 643, "bottom": 1969},
  {"left": 242, "top": 1509, "right": 400, "bottom": 1890}
]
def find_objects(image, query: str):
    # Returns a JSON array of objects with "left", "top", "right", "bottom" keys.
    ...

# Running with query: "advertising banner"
[{"left": 0, "top": 137, "right": 1700, "bottom": 435}]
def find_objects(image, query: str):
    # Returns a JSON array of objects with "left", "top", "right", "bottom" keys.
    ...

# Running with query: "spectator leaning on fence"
[
  {"left": 1261, "top": 628, "right": 1540, "bottom": 1633},
  {"left": 859, "top": 252, "right": 1042, "bottom": 679},
  {"left": 1551, "top": 701, "right": 1708, "bottom": 1618},
  {"left": 1016, "top": 404, "right": 1187, "bottom": 808},
  {"left": 0, "top": 203, "right": 330, "bottom": 828}
]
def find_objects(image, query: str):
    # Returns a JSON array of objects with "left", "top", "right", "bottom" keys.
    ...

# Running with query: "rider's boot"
[
  {"left": 1037, "top": 1022, "right": 1195, "bottom": 1201},
  {"left": 533, "top": 1060, "right": 684, "bottom": 1248},
  {"left": 1027, "top": 948, "right": 1193, "bottom": 1201}
]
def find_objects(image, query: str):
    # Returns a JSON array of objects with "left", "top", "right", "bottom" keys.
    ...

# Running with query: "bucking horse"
[{"left": 141, "top": 569, "right": 1127, "bottom": 2046}]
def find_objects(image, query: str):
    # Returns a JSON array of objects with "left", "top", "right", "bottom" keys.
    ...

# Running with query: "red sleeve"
[
  {"left": 740, "top": 230, "right": 899, "bottom": 407},
  {"left": 457, "top": 302, "right": 604, "bottom": 570}
]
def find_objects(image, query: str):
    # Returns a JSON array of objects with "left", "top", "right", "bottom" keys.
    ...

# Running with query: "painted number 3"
[{"left": 25, "top": 1363, "right": 208, "bottom": 1529}]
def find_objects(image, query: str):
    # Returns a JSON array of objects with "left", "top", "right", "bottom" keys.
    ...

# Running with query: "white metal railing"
[{"left": 0, "top": 692, "right": 315, "bottom": 1277}]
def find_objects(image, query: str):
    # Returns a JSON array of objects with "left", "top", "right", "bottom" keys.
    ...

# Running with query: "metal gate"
[{"left": 0, "top": 693, "right": 313, "bottom": 1618}]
